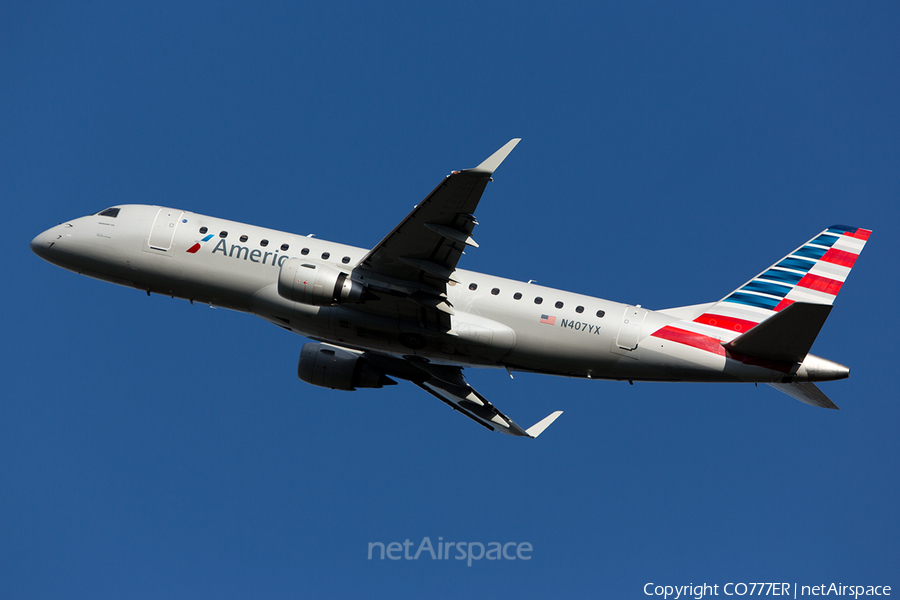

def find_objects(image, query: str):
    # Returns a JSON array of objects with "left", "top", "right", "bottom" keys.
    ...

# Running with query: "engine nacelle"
[
  {"left": 277, "top": 258, "right": 366, "bottom": 306},
  {"left": 297, "top": 342, "right": 396, "bottom": 391}
]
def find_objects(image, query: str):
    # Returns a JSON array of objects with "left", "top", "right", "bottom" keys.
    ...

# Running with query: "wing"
[
  {"left": 351, "top": 139, "right": 520, "bottom": 331},
  {"left": 319, "top": 142, "right": 561, "bottom": 436},
  {"left": 359, "top": 349, "right": 562, "bottom": 438},
  {"left": 415, "top": 371, "right": 563, "bottom": 438}
]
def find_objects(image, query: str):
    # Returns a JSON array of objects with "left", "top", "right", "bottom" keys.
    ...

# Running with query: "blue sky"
[{"left": 3, "top": 2, "right": 898, "bottom": 598}]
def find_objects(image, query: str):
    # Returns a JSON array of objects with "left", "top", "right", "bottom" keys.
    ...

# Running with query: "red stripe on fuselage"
[
  {"left": 651, "top": 326, "right": 725, "bottom": 356},
  {"left": 652, "top": 326, "right": 794, "bottom": 372},
  {"left": 821, "top": 248, "right": 858, "bottom": 268},
  {"left": 798, "top": 273, "right": 842, "bottom": 295},
  {"left": 186, "top": 243, "right": 201, "bottom": 253},
  {"left": 694, "top": 314, "right": 758, "bottom": 333}
]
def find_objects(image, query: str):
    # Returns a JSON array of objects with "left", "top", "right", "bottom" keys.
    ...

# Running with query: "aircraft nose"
[
  {"left": 31, "top": 231, "right": 49, "bottom": 257},
  {"left": 30, "top": 227, "right": 60, "bottom": 260}
]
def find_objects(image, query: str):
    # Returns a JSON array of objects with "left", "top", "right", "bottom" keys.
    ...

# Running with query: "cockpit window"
[{"left": 98, "top": 208, "right": 120, "bottom": 218}]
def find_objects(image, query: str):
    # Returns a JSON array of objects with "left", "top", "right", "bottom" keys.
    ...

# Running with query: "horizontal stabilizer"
[
  {"left": 724, "top": 302, "right": 832, "bottom": 363},
  {"left": 767, "top": 382, "right": 840, "bottom": 410},
  {"left": 417, "top": 379, "right": 531, "bottom": 436}
]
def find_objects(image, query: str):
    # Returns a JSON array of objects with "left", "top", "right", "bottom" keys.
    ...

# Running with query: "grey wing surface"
[{"left": 350, "top": 139, "right": 520, "bottom": 331}]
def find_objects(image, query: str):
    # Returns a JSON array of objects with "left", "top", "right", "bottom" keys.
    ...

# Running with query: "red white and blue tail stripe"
[
  {"left": 713, "top": 225, "right": 870, "bottom": 331},
  {"left": 653, "top": 225, "right": 871, "bottom": 348}
]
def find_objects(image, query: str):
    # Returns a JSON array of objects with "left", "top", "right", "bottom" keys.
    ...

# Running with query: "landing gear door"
[
  {"left": 148, "top": 208, "right": 184, "bottom": 251},
  {"left": 615, "top": 306, "right": 647, "bottom": 351}
]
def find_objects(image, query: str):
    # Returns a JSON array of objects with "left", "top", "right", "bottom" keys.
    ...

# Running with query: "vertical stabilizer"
[{"left": 656, "top": 226, "right": 871, "bottom": 349}]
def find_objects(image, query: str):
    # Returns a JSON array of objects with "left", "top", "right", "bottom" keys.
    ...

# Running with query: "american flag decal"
[{"left": 540, "top": 314, "right": 556, "bottom": 325}]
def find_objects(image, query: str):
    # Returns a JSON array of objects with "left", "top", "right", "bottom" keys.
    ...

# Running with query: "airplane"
[{"left": 30, "top": 139, "right": 871, "bottom": 439}]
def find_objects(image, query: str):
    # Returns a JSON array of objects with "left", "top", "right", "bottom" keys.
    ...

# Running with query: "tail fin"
[
  {"left": 686, "top": 225, "right": 871, "bottom": 346},
  {"left": 650, "top": 226, "right": 869, "bottom": 409}
]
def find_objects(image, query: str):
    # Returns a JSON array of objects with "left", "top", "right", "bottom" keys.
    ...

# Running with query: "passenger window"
[
  {"left": 469, "top": 283, "right": 478, "bottom": 291},
  {"left": 555, "top": 301, "right": 564, "bottom": 309},
  {"left": 342, "top": 256, "right": 351, "bottom": 264},
  {"left": 534, "top": 297, "right": 543, "bottom": 304},
  {"left": 596, "top": 310, "right": 605, "bottom": 318},
  {"left": 321, "top": 252, "right": 330, "bottom": 260},
  {"left": 513, "top": 292, "right": 522, "bottom": 300},
  {"left": 219, "top": 231, "right": 228, "bottom": 238},
  {"left": 491, "top": 288, "right": 500, "bottom": 295},
  {"left": 98, "top": 208, "right": 120, "bottom": 218},
  {"left": 260, "top": 239, "right": 269, "bottom": 247},
  {"left": 199, "top": 227, "right": 208, "bottom": 234},
  {"left": 301, "top": 248, "right": 309, "bottom": 255},
  {"left": 281, "top": 243, "right": 290, "bottom": 251},
  {"left": 576, "top": 306, "right": 584, "bottom": 314},
  {"left": 240, "top": 235, "right": 248, "bottom": 242}
]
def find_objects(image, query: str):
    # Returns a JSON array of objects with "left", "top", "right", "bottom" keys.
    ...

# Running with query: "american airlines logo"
[
  {"left": 196, "top": 237, "right": 291, "bottom": 267},
  {"left": 186, "top": 234, "right": 214, "bottom": 253}
]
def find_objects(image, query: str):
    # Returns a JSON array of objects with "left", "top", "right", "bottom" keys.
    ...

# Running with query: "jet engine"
[
  {"left": 297, "top": 342, "right": 396, "bottom": 391},
  {"left": 277, "top": 258, "right": 366, "bottom": 306}
]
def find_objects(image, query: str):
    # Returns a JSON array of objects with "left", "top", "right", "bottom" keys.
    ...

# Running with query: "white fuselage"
[{"left": 30, "top": 205, "right": 837, "bottom": 386}]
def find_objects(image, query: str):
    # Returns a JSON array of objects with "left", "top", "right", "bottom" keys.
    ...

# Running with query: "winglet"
[
  {"left": 468, "top": 138, "right": 521, "bottom": 175},
  {"left": 526, "top": 410, "right": 563, "bottom": 438}
]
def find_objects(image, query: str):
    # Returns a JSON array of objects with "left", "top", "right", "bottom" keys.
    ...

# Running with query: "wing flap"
[
  {"left": 416, "top": 378, "right": 562, "bottom": 438},
  {"left": 352, "top": 349, "right": 562, "bottom": 438}
]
